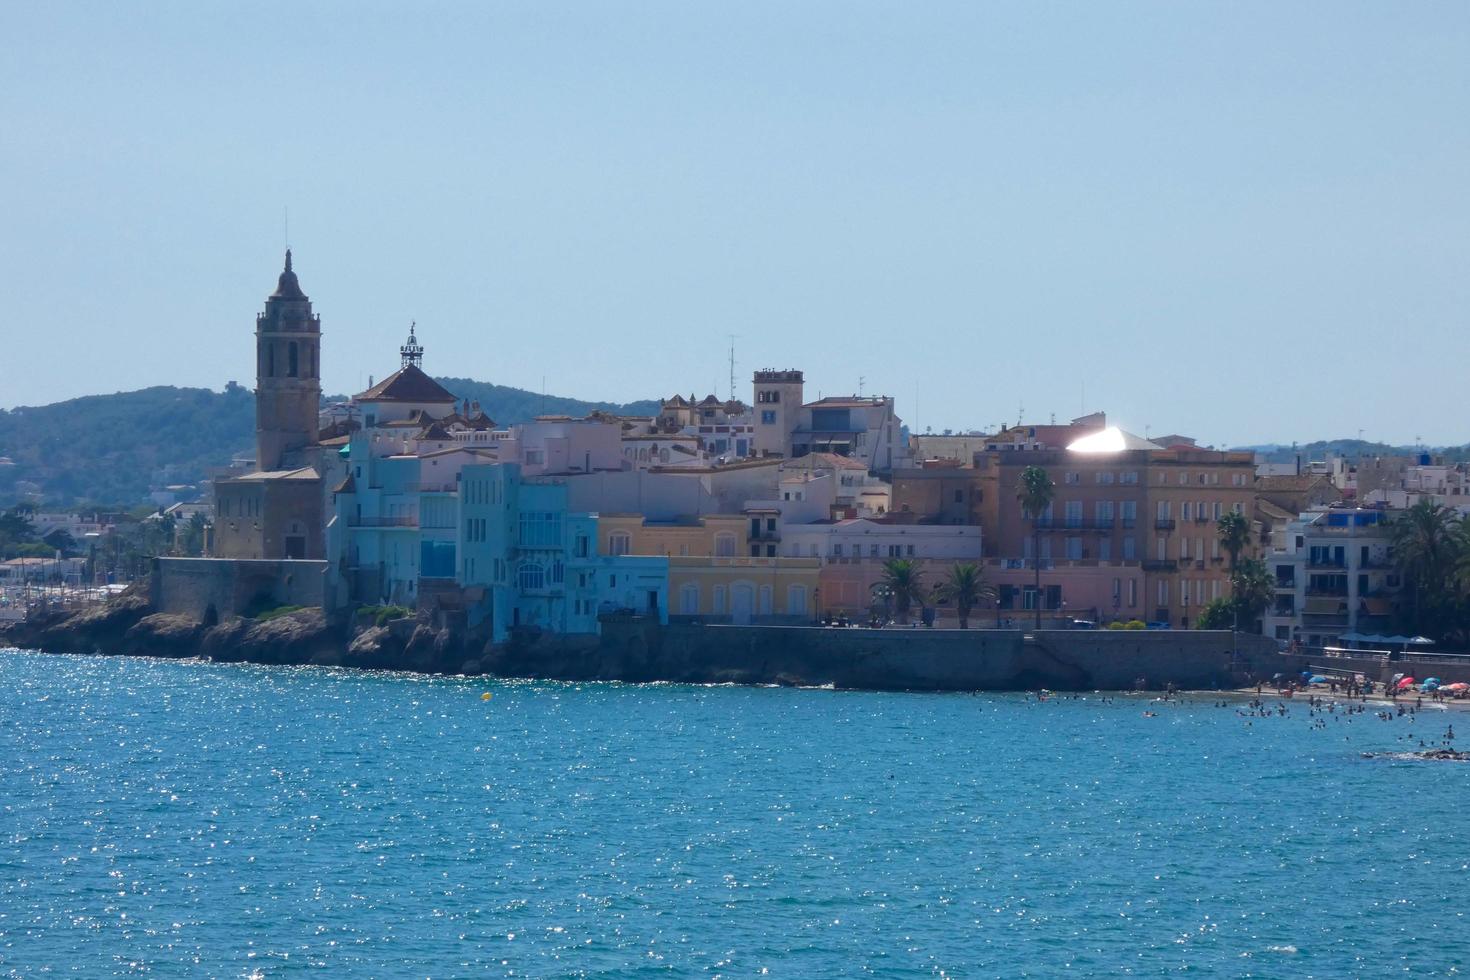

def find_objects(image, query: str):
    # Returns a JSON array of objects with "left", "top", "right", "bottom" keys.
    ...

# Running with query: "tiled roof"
[{"left": 355, "top": 365, "right": 458, "bottom": 404}]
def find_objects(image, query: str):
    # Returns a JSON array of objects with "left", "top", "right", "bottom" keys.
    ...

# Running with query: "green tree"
[
  {"left": 1216, "top": 510, "right": 1250, "bottom": 575},
  {"left": 1392, "top": 500, "right": 1463, "bottom": 633},
  {"left": 1229, "top": 557, "right": 1274, "bottom": 631},
  {"left": 879, "top": 558, "right": 926, "bottom": 624},
  {"left": 1195, "top": 596, "right": 1235, "bottom": 630},
  {"left": 935, "top": 562, "right": 996, "bottom": 629},
  {"left": 178, "top": 513, "right": 208, "bottom": 557},
  {"left": 1016, "top": 465, "right": 1055, "bottom": 628}
]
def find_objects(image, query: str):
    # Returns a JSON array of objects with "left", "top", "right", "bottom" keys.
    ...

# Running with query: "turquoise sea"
[{"left": 2, "top": 648, "right": 1468, "bottom": 977}]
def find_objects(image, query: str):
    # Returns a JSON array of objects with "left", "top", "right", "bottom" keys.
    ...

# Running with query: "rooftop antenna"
[
  {"left": 727, "top": 334, "right": 738, "bottom": 401},
  {"left": 283, "top": 205, "right": 289, "bottom": 250},
  {"left": 1017, "top": 401, "right": 1024, "bottom": 425},
  {"left": 858, "top": 376, "right": 866, "bottom": 397}
]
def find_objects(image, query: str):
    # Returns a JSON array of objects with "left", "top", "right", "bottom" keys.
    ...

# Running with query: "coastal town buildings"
[{"left": 1260, "top": 507, "right": 1402, "bottom": 648}]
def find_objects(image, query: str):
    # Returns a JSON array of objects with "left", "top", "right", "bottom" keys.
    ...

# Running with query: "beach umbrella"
[
  {"left": 1397, "top": 676, "right": 1417, "bottom": 690},
  {"left": 1424, "top": 678, "right": 1442, "bottom": 686},
  {"left": 1308, "top": 675, "right": 1328, "bottom": 684},
  {"left": 1444, "top": 683, "right": 1469, "bottom": 693}
]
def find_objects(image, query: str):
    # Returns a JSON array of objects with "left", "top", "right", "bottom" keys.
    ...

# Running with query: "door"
[{"left": 731, "top": 583, "right": 754, "bottom": 625}]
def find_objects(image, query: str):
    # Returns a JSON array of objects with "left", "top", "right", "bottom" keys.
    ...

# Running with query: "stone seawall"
[
  {"left": 5, "top": 594, "right": 1281, "bottom": 691},
  {"left": 151, "top": 557, "right": 326, "bottom": 621},
  {"left": 487, "top": 620, "right": 1280, "bottom": 691}
]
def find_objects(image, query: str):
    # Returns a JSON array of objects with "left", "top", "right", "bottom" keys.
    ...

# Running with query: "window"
[
  {"left": 713, "top": 585, "right": 727, "bottom": 614},
  {"left": 1064, "top": 472, "right": 1080, "bottom": 485},
  {"left": 715, "top": 533, "right": 736, "bottom": 557},
  {"left": 906, "top": 545, "right": 914, "bottom": 557},
  {"left": 761, "top": 411, "right": 777, "bottom": 425},
  {"left": 1128, "top": 580, "right": 1137, "bottom": 607},
  {"left": 1066, "top": 537, "right": 1083, "bottom": 560},
  {"left": 833, "top": 543, "right": 844, "bottom": 557},
  {"left": 869, "top": 544, "right": 879, "bottom": 557},
  {"left": 1099, "top": 538, "right": 1111, "bottom": 561},
  {"left": 1065, "top": 501, "right": 1083, "bottom": 527},
  {"left": 1121, "top": 471, "right": 1139, "bottom": 485},
  {"left": 888, "top": 544, "right": 901, "bottom": 557},
  {"left": 288, "top": 341, "right": 299, "bottom": 378},
  {"left": 518, "top": 511, "right": 562, "bottom": 548},
  {"left": 518, "top": 562, "right": 545, "bottom": 590},
  {"left": 954, "top": 490, "right": 963, "bottom": 504},
  {"left": 787, "top": 584, "right": 807, "bottom": 616},
  {"left": 679, "top": 584, "right": 699, "bottom": 615},
  {"left": 574, "top": 535, "right": 589, "bottom": 558},
  {"left": 608, "top": 532, "right": 631, "bottom": 556}
]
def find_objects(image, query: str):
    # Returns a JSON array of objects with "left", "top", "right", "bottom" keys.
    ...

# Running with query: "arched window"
[
  {"left": 518, "top": 562, "right": 545, "bottom": 591},
  {"left": 679, "top": 583, "right": 699, "bottom": 615},
  {"left": 288, "top": 341, "right": 299, "bottom": 378},
  {"left": 267, "top": 344, "right": 275, "bottom": 377},
  {"left": 787, "top": 584, "right": 807, "bottom": 616},
  {"left": 758, "top": 584, "right": 773, "bottom": 616},
  {"left": 608, "top": 532, "right": 631, "bottom": 556},
  {"left": 307, "top": 343, "right": 316, "bottom": 378}
]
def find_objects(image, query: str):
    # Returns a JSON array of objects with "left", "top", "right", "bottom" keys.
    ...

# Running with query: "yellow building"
[{"left": 599, "top": 514, "right": 819, "bottom": 623}]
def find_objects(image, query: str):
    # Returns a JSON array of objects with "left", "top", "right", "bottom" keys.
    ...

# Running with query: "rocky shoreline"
[{"left": 0, "top": 592, "right": 510, "bottom": 677}]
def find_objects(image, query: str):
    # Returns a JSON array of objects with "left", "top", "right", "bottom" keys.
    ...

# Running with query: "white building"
[{"left": 1260, "top": 507, "right": 1401, "bottom": 648}]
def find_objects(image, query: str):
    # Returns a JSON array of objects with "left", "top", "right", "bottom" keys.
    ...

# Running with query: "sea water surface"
[{"left": 2, "top": 649, "right": 1468, "bottom": 977}]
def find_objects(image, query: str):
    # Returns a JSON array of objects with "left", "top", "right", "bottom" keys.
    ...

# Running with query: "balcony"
[
  {"left": 1306, "top": 587, "right": 1349, "bottom": 598},
  {"left": 1307, "top": 559, "right": 1347, "bottom": 570},
  {"left": 348, "top": 516, "right": 418, "bottom": 528},
  {"left": 1155, "top": 519, "right": 1176, "bottom": 530},
  {"left": 1142, "top": 559, "right": 1177, "bottom": 572}
]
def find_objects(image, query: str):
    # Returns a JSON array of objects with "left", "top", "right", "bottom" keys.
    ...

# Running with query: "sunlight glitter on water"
[{"left": 2, "top": 648, "right": 1469, "bottom": 976}]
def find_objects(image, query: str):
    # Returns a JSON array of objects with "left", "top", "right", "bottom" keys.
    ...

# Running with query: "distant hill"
[
  {"left": 1239, "top": 440, "right": 1470, "bottom": 464},
  {"left": 0, "top": 380, "right": 661, "bottom": 507}
]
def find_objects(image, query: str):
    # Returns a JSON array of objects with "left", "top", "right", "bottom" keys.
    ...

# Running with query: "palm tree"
[
  {"left": 1216, "top": 510, "right": 1250, "bottom": 576},
  {"left": 879, "top": 558, "right": 926, "bottom": 624},
  {"left": 1017, "top": 465, "right": 1055, "bottom": 628},
  {"left": 1229, "top": 557, "right": 1273, "bottom": 631},
  {"left": 1393, "top": 501, "right": 1463, "bottom": 631},
  {"left": 936, "top": 562, "right": 997, "bottom": 629}
]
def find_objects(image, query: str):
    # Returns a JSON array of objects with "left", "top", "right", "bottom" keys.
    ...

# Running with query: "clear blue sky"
[{"left": 2, "top": 2, "right": 1466, "bottom": 446}]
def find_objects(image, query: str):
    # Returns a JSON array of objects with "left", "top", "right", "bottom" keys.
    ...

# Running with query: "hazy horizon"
[{"left": 3, "top": 2, "right": 1466, "bottom": 445}]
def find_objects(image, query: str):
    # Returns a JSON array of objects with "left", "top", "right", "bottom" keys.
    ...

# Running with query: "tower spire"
[
  {"left": 400, "top": 321, "right": 424, "bottom": 368},
  {"left": 284, "top": 248, "right": 293, "bottom": 273}
]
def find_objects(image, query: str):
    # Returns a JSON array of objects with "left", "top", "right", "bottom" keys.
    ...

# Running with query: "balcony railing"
[
  {"left": 348, "top": 516, "right": 418, "bottom": 528},
  {"left": 1154, "top": 519, "right": 1176, "bottom": 530},
  {"left": 1142, "top": 559, "right": 1177, "bottom": 572}
]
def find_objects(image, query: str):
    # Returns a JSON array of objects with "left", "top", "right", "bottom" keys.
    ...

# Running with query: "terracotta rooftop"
[{"left": 355, "top": 364, "right": 457, "bottom": 404}]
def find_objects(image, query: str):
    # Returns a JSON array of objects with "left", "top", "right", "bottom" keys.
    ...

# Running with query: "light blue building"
[
  {"left": 458, "top": 463, "right": 668, "bottom": 642},
  {"left": 327, "top": 434, "right": 468, "bottom": 607}
]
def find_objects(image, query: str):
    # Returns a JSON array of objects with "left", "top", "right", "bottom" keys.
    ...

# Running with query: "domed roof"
[{"left": 270, "top": 249, "right": 307, "bottom": 300}]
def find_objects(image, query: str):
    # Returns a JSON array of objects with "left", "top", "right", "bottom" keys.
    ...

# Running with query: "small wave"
[{"left": 1265, "top": 945, "right": 1298, "bottom": 954}]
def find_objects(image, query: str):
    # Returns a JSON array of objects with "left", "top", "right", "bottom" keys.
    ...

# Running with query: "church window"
[
  {"left": 288, "top": 342, "right": 299, "bottom": 378},
  {"left": 267, "top": 344, "right": 275, "bottom": 377},
  {"left": 307, "top": 344, "right": 316, "bottom": 378}
]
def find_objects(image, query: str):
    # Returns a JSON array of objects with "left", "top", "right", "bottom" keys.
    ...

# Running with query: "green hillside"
[{"left": 0, "top": 380, "right": 660, "bottom": 507}]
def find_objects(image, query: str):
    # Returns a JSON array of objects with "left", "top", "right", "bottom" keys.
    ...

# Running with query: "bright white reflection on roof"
[{"left": 1066, "top": 426, "right": 1161, "bottom": 453}]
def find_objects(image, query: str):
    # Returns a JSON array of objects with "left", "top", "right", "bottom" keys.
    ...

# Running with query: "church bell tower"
[{"left": 255, "top": 250, "right": 322, "bottom": 471}]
